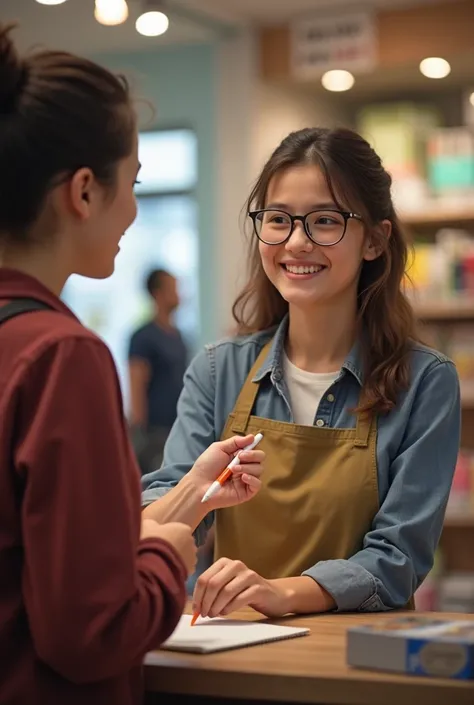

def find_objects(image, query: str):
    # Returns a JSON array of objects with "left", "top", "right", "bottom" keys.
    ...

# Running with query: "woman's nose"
[{"left": 285, "top": 221, "right": 314, "bottom": 253}]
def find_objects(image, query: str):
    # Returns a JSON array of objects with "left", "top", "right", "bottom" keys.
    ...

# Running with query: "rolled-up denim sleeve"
[
  {"left": 141, "top": 347, "right": 216, "bottom": 546},
  {"left": 303, "top": 360, "right": 461, "bottom": 612}
]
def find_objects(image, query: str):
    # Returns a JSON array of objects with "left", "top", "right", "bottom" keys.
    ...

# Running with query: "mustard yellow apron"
[{"left": 214, "top": 340, "right": 413, "bottom": 608}]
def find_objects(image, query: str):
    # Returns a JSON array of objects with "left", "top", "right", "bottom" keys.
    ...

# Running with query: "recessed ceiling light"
[
  {"left": 469, "top": 92, "right": 474, "bottom": 107},
  {"left": 36, "top": 0, "right": 68, "bottom": 5},
  {"left": 136, "top": 11, "right": 169, "bottom": 37},
  {"left": 94, "top": 0, "right": 129, "bottom": 26},
  {"left": 419, "top": 57, "right": 451, "bottom": 79},
  {"left": 321, "top": 70, "right": 355, "bottom": 92}
]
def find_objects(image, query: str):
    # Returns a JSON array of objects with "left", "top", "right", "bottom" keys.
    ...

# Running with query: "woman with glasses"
[{"left": 143, "top": 127, "right": 460, "bottom": 619}]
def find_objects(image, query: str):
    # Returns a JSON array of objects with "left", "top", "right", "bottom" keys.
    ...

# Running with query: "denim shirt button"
[
  {"left": 273, "top": 370, "right": 282, "bottom": 382},
  {"left": 316, "top": 419, "right": 325, "bottom": 427},
  {"left": 327, "top": 393, "right": 335, "bottom": 402}
]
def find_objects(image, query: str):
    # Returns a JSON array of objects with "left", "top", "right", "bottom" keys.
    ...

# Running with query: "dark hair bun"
[
  {"left": 0, "top": 24, "right": 28, "bottom": 114},
  {"left": 0, "top": 21, "right": 134, "bottom": 242}
]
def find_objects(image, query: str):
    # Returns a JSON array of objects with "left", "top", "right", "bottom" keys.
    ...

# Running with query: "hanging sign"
[{"left": 291, "top": 9, "right": 377, "bottom": 79}]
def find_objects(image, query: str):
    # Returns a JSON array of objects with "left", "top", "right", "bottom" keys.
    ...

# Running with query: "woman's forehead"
[{"left": 265, "top": 164, "right": 354, "bottom": 212}]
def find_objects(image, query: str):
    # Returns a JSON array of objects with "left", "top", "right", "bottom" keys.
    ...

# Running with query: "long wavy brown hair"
[{"left": 232, "top": 127, "right": 419, "bottom": 415}]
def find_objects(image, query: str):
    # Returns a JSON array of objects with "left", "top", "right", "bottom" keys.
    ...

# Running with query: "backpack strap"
[{"left": 0, "top": 298, "right": 53, "bottom": 326}]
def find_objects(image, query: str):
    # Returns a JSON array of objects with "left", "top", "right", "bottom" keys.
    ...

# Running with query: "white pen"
[{"left": 201, "top": 432, "right": 264, "bottom": 504}]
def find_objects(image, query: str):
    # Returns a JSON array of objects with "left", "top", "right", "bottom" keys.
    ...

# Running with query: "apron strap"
[
  {"left": 231, "top": 341, "right": 272, "bottom": 434},
  {"left": 354, "top": 411, "right": 374, "bottom": 448}
]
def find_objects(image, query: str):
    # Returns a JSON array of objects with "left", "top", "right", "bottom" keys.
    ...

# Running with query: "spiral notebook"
[{"left": 153, "top": 614, "right": 310, "bottom": 654}]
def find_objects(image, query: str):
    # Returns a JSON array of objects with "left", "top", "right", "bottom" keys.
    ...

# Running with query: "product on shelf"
[
  {"left": 438, "top": 573, "right": 474, "bottom": 613},
  {"left": 447, "top": 450, "right": 474, "bottom": 516},
  {"left": 414, "top": 573, "right": 439, "bottom": 612},
  {"left": 406, "top": 229, "right": 474, "bottom": 302},
  {"left": 357, "top": 102, "right": 440, "bottom": 210},
  {"left": 428, "top": 127, "right": 474, "bottom": 196},
  {"left": 449, "top": 328, "right": 474, "bottom": 385},
  {"left": 415, "top": 548, "right": 444, "bottom": 612},
  {"left": 415, "top": 450, "right": 474, "bottom": 614}
]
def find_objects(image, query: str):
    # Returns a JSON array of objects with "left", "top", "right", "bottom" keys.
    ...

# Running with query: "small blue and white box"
[{"left": 347, "top": 616, "right": 474, "bottom": 679}]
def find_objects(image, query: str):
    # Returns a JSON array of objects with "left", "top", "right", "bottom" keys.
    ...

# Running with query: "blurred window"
[{"left": 62, "top": 129, "right": 199, "bottom": 412}]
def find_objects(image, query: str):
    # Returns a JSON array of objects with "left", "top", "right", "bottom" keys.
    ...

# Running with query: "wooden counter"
[{"left": 143, "top": 606, "right": 474, "bottom": 705}]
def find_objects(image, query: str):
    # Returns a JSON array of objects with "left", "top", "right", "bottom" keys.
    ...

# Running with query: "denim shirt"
[{"left": 142, "top": 316, "right": 461, "bottom": 612}]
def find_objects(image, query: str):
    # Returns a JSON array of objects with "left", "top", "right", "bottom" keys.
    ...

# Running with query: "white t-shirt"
[{"left": 282, "top": 352, "right": 339, "bottom": 426}]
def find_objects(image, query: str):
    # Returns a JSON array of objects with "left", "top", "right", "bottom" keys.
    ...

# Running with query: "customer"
[{"left": 0, "top": 24, "right": 264, "bottom": 705}]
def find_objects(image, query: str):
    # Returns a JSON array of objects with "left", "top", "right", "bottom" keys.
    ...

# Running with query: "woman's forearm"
[
  {"left": 273, "top": 576, "right": 336, "bottom": 614},
  {"left": 142, "top": 474, "right": 207, "bottom": 532}
]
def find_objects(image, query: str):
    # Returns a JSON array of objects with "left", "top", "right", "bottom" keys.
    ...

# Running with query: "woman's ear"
[
  {"left": 363, "top": 219, "right": 392, "bottom": 261},
  {"left": 66, "top": 167, "right": 96, "bottom": 220}
]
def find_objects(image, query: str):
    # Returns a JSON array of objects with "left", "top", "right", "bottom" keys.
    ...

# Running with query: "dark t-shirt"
[{"left": 128, "top": 321, "right": 187, "bottom": 429}]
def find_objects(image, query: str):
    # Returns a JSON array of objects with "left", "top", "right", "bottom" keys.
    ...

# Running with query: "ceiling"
[
  {"left": 178, "top": 0, "right": 443, "bottom": 24},
  {"left": 4, "top": 0, "right": 444, "bottom": 55}
]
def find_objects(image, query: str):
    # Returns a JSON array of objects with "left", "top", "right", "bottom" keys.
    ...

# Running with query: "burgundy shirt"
[{"left": 0, "top": 269, "right": 186, "bottom": 705}]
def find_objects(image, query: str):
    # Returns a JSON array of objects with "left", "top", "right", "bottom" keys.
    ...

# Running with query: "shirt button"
[
  {"left": 327, "top": 394, "right": 335, "bottom": 402},
  {"left": 316, "top": 419, "right": 325, "bottom": 427}
]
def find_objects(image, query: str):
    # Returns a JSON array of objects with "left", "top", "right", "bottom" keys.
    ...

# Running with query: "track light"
[
  {"left": 136, "top": 0, "right": 169, "bottom": 37},
  {"left": 321, "top": 69, "right": 355, "bottom": 92},
  {"left": 94, "top": 0, "right": 129, "bottom": 27},
  {"left": 419, "top": 57, "right": 451, "bottom": 79}
]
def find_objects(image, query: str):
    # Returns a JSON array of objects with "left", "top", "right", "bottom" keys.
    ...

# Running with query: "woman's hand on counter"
[{"left": 192, "top": 557, "right": 336, "bottom": 619}]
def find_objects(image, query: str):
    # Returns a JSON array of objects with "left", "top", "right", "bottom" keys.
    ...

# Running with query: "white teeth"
[{"left": 285, "top": 264, "right": 324, "bottom": 275}]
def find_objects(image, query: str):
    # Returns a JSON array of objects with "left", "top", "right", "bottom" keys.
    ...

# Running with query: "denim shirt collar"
[{"left": 252, "top": 314, "right": 364, "bottom": 386}]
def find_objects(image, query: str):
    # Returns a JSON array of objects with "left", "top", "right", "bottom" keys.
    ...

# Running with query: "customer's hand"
[
  {"left": 188, "top": 434, "right": 265, "bottom": 511},
  {"left": 140, "top": 518, "right": 197, "bottom": 576}
]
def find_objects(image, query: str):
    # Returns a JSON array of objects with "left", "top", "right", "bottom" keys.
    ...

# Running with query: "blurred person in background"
[{"left": 128, "top": 268, "right": 187, "bottom": 474}]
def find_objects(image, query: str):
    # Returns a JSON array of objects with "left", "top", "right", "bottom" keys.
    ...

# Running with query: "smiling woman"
[{"left": 142, "top": 126, "right": 461, "bottom": 622}]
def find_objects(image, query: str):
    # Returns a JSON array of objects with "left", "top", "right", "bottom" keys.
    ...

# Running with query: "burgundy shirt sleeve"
[{"left": 14, "top": 336, "right": 186, "bottom": 684}]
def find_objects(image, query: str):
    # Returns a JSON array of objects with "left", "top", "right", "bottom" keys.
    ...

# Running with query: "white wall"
[
  {"left": 214, "top": 30, "right": 258, "bottom": 336},
  {"left": 214, "top": 35, "right": 346, "bottom": 335},
  {"left": 252, "top": 82, "right": 344, "bottom": 176}
]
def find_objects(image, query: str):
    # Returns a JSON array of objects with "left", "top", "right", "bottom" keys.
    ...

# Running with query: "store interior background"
[{"left": 7, "top": 0, "right": 474, "bottom": 611}]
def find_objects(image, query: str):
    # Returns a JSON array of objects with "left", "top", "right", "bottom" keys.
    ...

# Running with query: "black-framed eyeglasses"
[{"left": 248, "top": 208, "right": 363, "bottom": 247}]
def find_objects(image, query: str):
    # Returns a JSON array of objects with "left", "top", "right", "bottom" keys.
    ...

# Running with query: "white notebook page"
[{"left": 147, "top": 614, "right": 310, "bottom": 655}]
